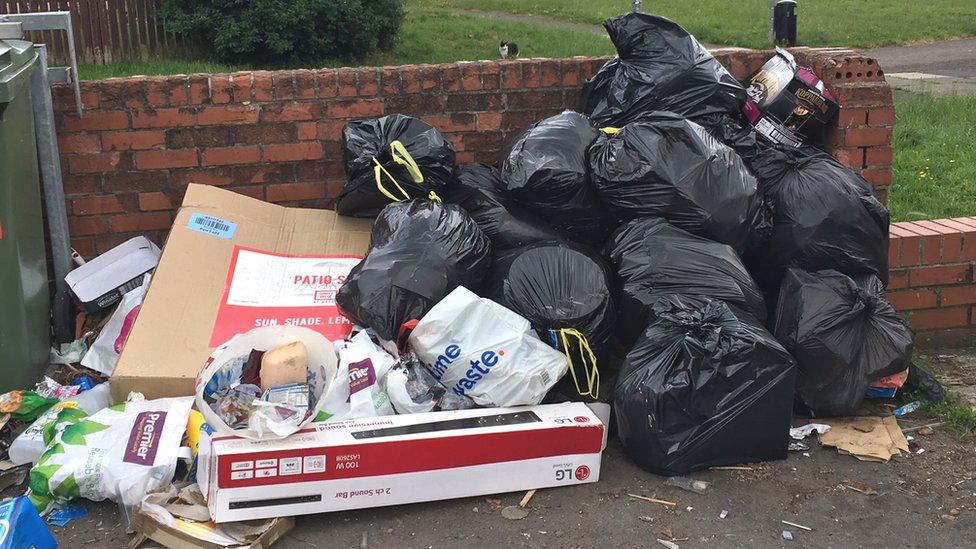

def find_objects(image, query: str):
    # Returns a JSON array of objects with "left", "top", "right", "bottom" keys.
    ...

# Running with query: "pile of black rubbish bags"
[{"left": 332, "top": 13, "right": 914, "bottom": 475}]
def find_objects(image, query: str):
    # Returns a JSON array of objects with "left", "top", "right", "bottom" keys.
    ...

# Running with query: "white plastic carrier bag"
[{"left": 407, "top": 286, "right": 567, "bottom": 406}]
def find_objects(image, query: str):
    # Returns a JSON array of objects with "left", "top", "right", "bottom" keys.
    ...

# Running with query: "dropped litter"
[
  {"left": 790, "top": 424, "right": 830, "bottom": 440},
  {"left": 133, "top": 484, "right": 294, "bottom": 548},
  {"left": 840, "top": 480, "right": 878, "bottom": 495},
  {"left": 894, "top": 401, "right": 922, "bottom": 417},
  {"left": 46, "top": 504, "right": 87, "bottom": 527},
  {"left": 502, "top": 506, "right": 530, "bottom": 520},
  {"left": 664, "top": 476, "right": 709, "bottom": 495},
  {"left": 818, "top": 416, "right": 909, "bottom": 462}
]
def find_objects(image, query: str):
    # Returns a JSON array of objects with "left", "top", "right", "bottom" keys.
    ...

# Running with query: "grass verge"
[
  {"left": 430, "top": 0, "right": 976, "bottom": 49},
  {"left": 919, "top": 393, "right": 976, "bottom": 438},
  {"left": 77, "top": 3, "right": 613, "bottom": 80},
  {"left": 909, "top": 355, "right": 976, "bottom": 438},
  {"left": 890, "top": 93, "right": 976, "bottom": 222}
]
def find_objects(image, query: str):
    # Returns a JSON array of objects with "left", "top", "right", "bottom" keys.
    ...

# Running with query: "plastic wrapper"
[
  {"left": 482, "top": 242, "right": 615, "bottom": 399},
  {"left": 211, "top": 384, "right": 261, "bottom": 429},
  {"left": 33, "top": 377, "right": 79, "bottom": 400},
  {"left": 500, "top": 111, "right": 613, "bottom": 246},
  {"left": 337, "top": 200, "right": 492, "bottom": 341},
  {"left": 0, "top": 391, "right": 58, "bottom": 422},
  {"left": 408, "top": 286, "right": 568, "bottom": 407},
  {"left": 588, "top": 112, "right": 761, "bottom": 251},
  {"left": 338, "top": 114, "right": 458, "bottom": 217},
  {"left": 81, "top": 274, "right": 148, "bottom": 376},
  {"left": 746, "top": 145, "right": 890, "bottom": 289},
  {"left": 27, "top": 396, "right": 194, "bottom": 514},
  {"left": 773, "top": 268, "right": 914, "bottom": 417},
  {"left": 444, "top": 163, "right": 566, "bottom": 251},
  {"left": 614, "top": 295, "right": 796, "bottom": 476},
  {"left": 385, "top": 351, "right": 479, "bottom": 413},
  {"left": 605, "top": 217, "right": 766, "bottom": 347},
  {"left": 320, "top": 330, "right": 396, "bottom": 421},
  {"left": 582, "top": 12, "right": 746, "bottom": 128},
  {"left": 197, "top": 326, "right": 337, "bottom": 440}
]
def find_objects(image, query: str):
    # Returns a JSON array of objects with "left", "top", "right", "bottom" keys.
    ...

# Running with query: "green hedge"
[{"left": 159, "top": 0, "right": 404, "bottom": 63}]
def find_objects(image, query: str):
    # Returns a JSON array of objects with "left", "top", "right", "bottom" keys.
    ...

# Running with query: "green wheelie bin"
[{"left": 0, "top": 38, "right": 49, "bottom": 394}]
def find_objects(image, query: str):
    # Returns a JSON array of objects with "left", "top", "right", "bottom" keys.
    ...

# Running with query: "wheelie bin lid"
[{"left": 0, "top": 39, "right": 38, "bottom": 104}]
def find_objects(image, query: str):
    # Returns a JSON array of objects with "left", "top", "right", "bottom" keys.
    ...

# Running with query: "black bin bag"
[
  {"left": 773, "top": 268, "right": 914, "bottom": 417},
  {"left": 443, "top": 163, "right": 566, "bottom": 251},
  {"left": 589, "top": 112, "right": 761, "bottom": 251},
  {"left": 337, "top": 200, "right": 491, "bottom": 341},
  {"left": 482, "top": 242, "right": 615, "bottom": 399},
  {"left": 582, "top": 12, "right": 746, "bottom": 128},
  {"left": 500, "top": 111, "right": 613, "bottom": 247},
  {"left": 614, "top": 295, "right": 796, "bottom": 476},
  {"left": 605, "top": 217, "right": 766, "bottom": 347},
  {"left": 747, "top": 145, "right": 890, "bottom": 289},
  {"left": 338, "top": 114, "right": 458, "bottom": 217}
]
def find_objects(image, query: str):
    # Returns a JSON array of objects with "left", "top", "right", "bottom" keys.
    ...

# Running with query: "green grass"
[
  {"left": 890, "top": 94, "right": 976, "bottom": 222},
  {"left": 430, "top": 0, "right": 976, "bottom": 49},
  {"left": 78, "top": 59, "right": 246, "bottom": 81},
  {"left": 904, "top": 356, "right": 976, "bottom": 438},
  {"left": 77, "top": 3, "right": 612, "bottom": 81},
  {"left": 919, "top": 393, "right": 976, "bottom": 438}
]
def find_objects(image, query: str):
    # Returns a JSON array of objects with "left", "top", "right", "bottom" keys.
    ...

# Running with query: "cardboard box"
[
  {"left": 130, "top": 507, "right": 293, "bottom": 549},
  {"left": 200, "top": 402, "right": 606, "bottom": 522},
  {"left": 65, "top": 235, "right": 160, "bottom": 313},
  {"left": 111, "top": 185, "right": 373, "bottom": 403}
]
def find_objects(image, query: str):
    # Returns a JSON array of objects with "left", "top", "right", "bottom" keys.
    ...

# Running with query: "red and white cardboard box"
[{"left": 199, "top": 402, "right": 607, "bottom": 522}]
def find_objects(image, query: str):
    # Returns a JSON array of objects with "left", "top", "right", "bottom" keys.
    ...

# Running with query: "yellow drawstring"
[
  {"left": 372, "top": 140, "right": 441, "bottom": 203},
  {"left": 558, "top": 328, "right": 599, "bottom": 399},
  {"left": 599, "top": 126, "right": 621, "bottom": 135}
]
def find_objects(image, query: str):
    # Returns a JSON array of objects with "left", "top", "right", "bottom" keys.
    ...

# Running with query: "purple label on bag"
[
  {"left": 347, "top": 359, "right": 376, "bottom": 395},
  {"left": 123, "top": 411, "right": 167, "bottom": 465}
]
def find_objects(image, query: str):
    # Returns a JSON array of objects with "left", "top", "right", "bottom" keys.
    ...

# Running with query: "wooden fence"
[{"left": 0, "top": 0, "right": 184, "bottom": 64}]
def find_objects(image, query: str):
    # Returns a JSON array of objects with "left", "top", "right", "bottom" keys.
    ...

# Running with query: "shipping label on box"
[
  {"left": 210, "top": 247, "right": 361, "bottom": 345},
  {"left": 202, "top": 402, "right": 605, "bottom": 522}
]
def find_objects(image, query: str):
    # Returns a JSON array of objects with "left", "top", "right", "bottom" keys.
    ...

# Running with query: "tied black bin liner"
[
  {"left": 747, "top": 145, "right": 890, "bottom": 289},
  {"left": 615, "top": 295, "right": 796, "bottom": 476},
  {"left": 605, "top": 218, "right": 766, "bottom": 347},
  {"left": 589, "top": 112, "right": 761, "bottom": 251},
  {"left": 773, "top": 268, "right": 914, "bottom": 417},
  {"left": 338, "top": 114, "right": 458, "bottom": 217},
  {"left": 337, "top": 200, "right": 491, "bottom": 341},
  {"left": 582, "top": 12, "right": 746, "bottom": 128},
  {"left": 501, "top": 111, "right": 613, "bottom": 247},
  {"left": 482, "top": 242, "right": 615, "bottom": 398},
  {"left": 443, "top": 163, "right": 566, "bottom": 251}
]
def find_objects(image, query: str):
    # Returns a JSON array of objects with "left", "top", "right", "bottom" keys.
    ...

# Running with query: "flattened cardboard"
[
  {"left": 111, "top": 185, "right": 373, "bottom": 403},
  {"left": 201, "top": 402, "right": 606, "bottom": 522},
  {"left": 130, "top": 507, "right": 293, "bottom": 549},
  {"left": 819, "top": 416, "right": 909, "bottom": 462}
]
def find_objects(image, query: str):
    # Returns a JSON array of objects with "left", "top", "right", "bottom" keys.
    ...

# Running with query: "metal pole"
[
  {"left": 769, "top": 0, "right": 776, "bottom": 45},
  {"left": 632, "top": 0, "right": 643, "bottom": 13},
  {"left": 29, "top": 43, "right": 73, "bottom": 344},
  {"left": 64, "top": 15, "right": 82, "bottom": 117}
]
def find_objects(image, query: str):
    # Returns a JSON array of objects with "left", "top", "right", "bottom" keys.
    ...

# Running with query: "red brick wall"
[
  {"left": 57, "top": 47, "right": 972, "bottom": 345},
  {"left": 52, "top": 47, "right": 893, "bottom": 256},
  {"left": 889, "top": 219, "right": 976, "bottom": 346}
]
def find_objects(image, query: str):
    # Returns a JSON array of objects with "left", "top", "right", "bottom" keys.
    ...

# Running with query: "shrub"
[{"left": 159, "top": 0, "right": 404, "bottom": 64}]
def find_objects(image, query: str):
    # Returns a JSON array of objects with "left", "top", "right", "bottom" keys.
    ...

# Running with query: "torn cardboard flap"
[
  {"left": 112, "top": 184, "right": 373, "bottom": 403},
  {"left": 819, "top": 416, "right": 909, "bottom": 462},
  {"left": 133, "top": 484, "right": 294, "bottom": 549}
]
